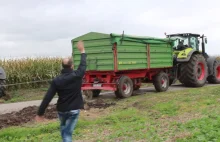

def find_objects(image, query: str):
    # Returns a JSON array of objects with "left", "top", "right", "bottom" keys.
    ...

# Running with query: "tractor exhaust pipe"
[{"left": 201, "top": 35, "right": 205, "bottom": 56}]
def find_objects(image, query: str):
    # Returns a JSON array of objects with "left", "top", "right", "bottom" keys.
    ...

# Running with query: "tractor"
[
  {"left": 166, "top": 33, "right": 220, "bottom": 87},
  {"left": 0, "top": 66, "right": 7, "bottom": 98}
]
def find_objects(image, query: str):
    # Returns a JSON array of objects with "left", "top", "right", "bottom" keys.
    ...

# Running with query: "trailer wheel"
[
  {"left": 92, "top": 90, "right": 101, "bottom": 97},
  {"left": 115, "top": 76, "right": 133, "bottom": 98},
  {"left": 153, "top": 72, "right": 169, "bottom": 92},
  {"left": 82, "top": 90, "right": 93, "bottom": 100},
  {"left": 207, "top": 59, "right": 220, "bottom": 84}
]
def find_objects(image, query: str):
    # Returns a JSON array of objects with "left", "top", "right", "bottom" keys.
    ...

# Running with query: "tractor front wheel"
[{"left": 179, "top": 54, "right": 208, "bottom": 87}]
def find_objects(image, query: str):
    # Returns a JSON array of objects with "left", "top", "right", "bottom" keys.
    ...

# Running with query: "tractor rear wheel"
[
  {"left": 115, "top": 76, "right": 133, "bottom": 98},
  {"left": 179, "top": 54, "right": 208, "bottom": 87},
  {"left": 207, "top": 59, "right": 220, "bottom": 84}
]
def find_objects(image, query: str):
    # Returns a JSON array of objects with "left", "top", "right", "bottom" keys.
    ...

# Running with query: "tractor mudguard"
[
  {"left": 176, "top": 49, "right": 199, "bottom": 62},
  {"left": 207, "top": 56, "right": 220, "bottom": 75}
]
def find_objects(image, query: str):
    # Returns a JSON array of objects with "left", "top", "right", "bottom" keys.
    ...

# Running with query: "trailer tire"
[
  {"left": 92, "top": 90, "right": 101, "bottom": 97},
  {"left": 207, "top": 59, "right": 220, "bottom": 84},
  {"left": 153, "top": 72, "right": 169, "bottom": 92},
  {"left": 82, "top": 90, "right": 93, "bottom": 100},
  {"left": 115, "top": 76, "right": 133, "bottom": 98}
]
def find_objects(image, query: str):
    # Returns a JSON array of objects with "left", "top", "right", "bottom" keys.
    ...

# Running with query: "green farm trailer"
[{"left": 72, "top": 32, "right": 175, "bottom": 98}]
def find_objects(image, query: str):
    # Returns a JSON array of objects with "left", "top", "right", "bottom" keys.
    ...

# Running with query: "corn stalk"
[{"left": 0, "top": 57, "right": 62, "bottom": 90}]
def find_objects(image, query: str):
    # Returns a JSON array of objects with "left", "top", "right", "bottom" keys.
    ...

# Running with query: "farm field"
[
  {"left": 1, "top": 85, "right": 220, "bottom": 141},
  {"left": 0, "top": 58, "right": 62, "bottom": 90}
]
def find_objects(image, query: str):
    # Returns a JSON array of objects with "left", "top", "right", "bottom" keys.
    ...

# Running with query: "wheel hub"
[
  {"left": 123, "top": 82, "right": 131, "bottom": 94},
  {"left": 197, "top": 66, "right": 202, "bottom": 76},
  {"left": 161, "top": 77, "right": 167, "bottom": 88}
]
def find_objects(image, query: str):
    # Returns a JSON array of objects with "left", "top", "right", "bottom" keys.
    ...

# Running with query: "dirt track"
[
  {"left": 0, "top": 99, "right": 115, "bottom": 129},
  {"left": 0, "top": 85, "right": 181, "bottom": 114}
]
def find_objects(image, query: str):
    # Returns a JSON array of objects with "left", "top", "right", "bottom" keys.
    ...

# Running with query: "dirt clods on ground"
[
  {"left": 0, "top": 105, "right": 57, "bottom": 129},
  {"left": 0, "top": 99, "right": 115, "bottom": 129},
  {"left": 86, "top": 99, "right": 116, "bottom": 109}
]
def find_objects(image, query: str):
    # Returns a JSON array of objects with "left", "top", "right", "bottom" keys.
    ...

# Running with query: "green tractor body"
[{"left": 166, "top": 33, "right": 220, "bottom": 87}]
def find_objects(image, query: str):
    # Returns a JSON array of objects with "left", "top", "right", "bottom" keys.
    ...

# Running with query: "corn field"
[{"left": 0, "top": 57, "right": 62, "bottom": 90}]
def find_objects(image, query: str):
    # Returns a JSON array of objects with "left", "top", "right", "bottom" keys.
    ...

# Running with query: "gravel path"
[
  {"left": 0, "top": 83, "right": 218, "bottom": 114},
  {"left": 0, "top": 98, "right": 58, "bottom": 114}
]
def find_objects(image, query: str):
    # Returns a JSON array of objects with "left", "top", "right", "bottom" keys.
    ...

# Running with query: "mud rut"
[{"left": 0, "top": 99, "right": 115, "bottom": 129}]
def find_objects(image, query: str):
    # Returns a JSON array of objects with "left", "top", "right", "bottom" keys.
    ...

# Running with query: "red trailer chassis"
[{"left": 82, "top": 68, "right": 171, "bottom": 91}]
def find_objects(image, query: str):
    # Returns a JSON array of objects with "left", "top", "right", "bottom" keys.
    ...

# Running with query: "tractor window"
[
  {"left": 172, "top": 36, "right": 189, "bottom": 50},
  {"left": 189, "top": 37, "right": 198, "bottom": 50}
]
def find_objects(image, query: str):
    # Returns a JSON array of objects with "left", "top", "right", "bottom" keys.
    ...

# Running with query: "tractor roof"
[{"left": 166, "top": 33, "right": 201, "bottom": 37}]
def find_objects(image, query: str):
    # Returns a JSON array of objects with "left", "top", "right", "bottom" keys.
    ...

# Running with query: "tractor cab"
[
  {"left": 166, "top": 33, "right": 201, "bottom": 50},
  {"left": 166, "top": 33, "right": 207, "bottom": 56}
]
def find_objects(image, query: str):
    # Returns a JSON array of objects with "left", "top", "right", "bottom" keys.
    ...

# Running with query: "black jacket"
[{"left": 37, "top": 53, "right": 87, "bottom": 116}]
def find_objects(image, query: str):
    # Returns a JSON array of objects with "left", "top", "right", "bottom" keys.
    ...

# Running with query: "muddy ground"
[{"left": 0, "top": 99, "right": 115, "bottom": 129}]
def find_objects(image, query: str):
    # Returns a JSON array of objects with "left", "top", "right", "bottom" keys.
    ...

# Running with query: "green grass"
[
  {"left": 1, "top": 85, "right": 220, "bottom": 141},
  {"left": 177, "top": 116, "right": 220, "bottom": 142},
  {"left": 0, "top": 86, "right": 60, "bottom": 103},
  {"left": 154, "top": 101, "right": 180, "bottom": 116},
  {"left": 0, "top": 122, "right": 60, "bottom": 142},
  {"left": 3, "top": 87, "right": 48, "bottom": 103}
]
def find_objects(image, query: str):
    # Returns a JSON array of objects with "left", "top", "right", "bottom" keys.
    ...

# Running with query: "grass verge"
[{"left": 1, "top": 85, "right": 220, "bottom": 141}]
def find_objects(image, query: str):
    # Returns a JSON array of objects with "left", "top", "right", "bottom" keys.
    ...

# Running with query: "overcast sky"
[{"left": 0, "top": 0, "right": 219, "bottom": 59}]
